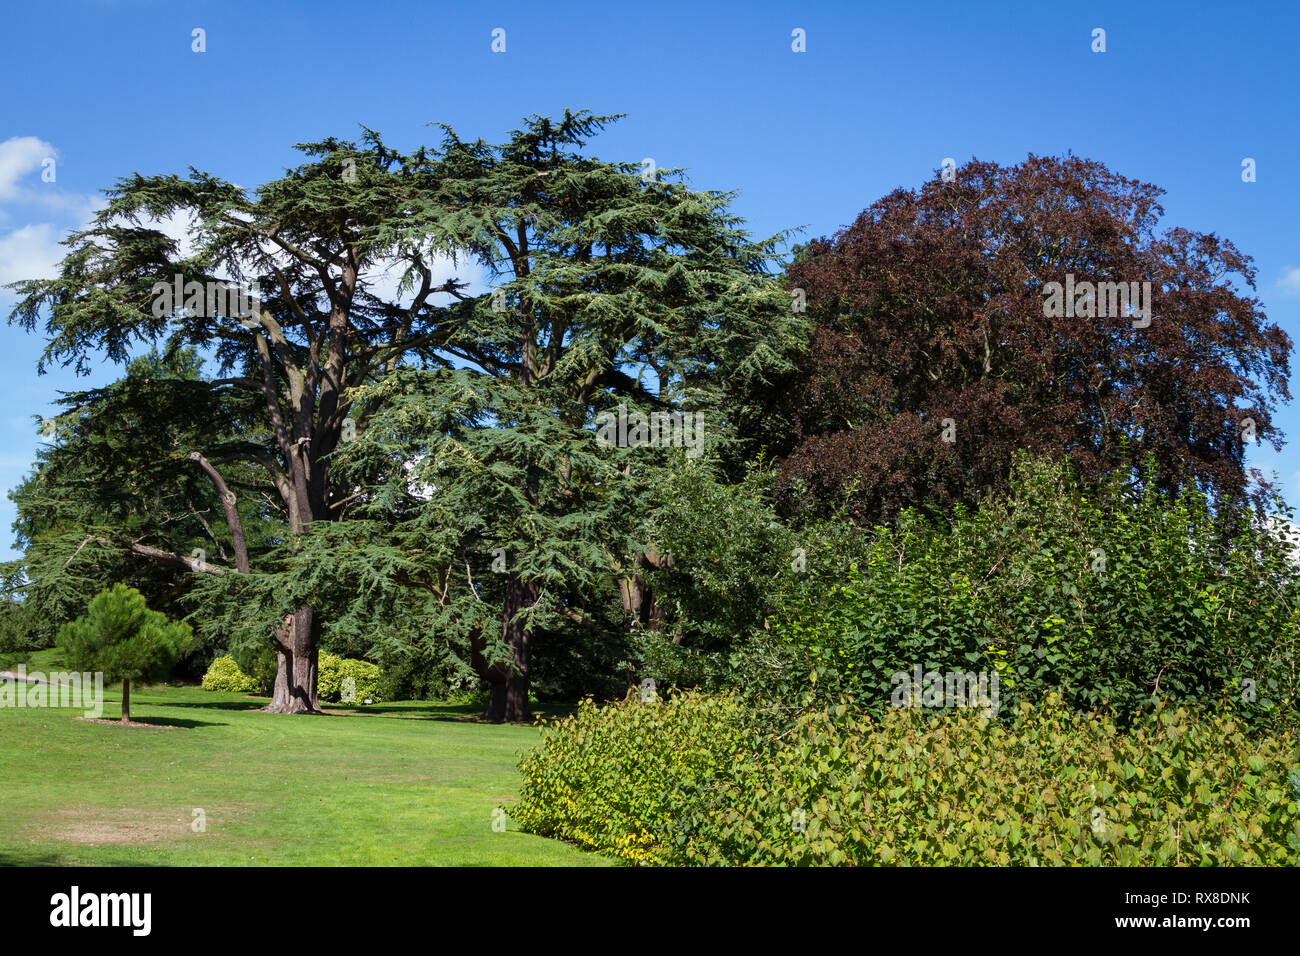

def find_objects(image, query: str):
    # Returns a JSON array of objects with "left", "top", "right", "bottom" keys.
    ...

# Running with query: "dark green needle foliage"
[
  {"left": 6, "top": 108, "right": 804, "bottom": 718},
  {"left": 57, "top": 583, "right": 192, "bottom": 722},
  {"left": 323, "top": 110, "right": 806, "bottom": 719}
]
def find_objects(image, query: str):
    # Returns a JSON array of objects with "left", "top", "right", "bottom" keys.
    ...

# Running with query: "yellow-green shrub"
[
  {"left": 514, "top": 692, "right": 755, "bottom": 864},
  {"left": 317, "top": 651, "right": 381, "bottom": 704},
  {"left": 517, "top": 691, "right": 1300, "bottom": 866},
  {"left": 200, "top": 655, "right": 260, "bottom": 693},
  {"left": 666, "top": 696, "right": 1300, "bottom": 866}
]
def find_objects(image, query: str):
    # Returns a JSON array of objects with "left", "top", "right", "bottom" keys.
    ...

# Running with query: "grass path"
[{"left": 0, "top": 672, "right": 613, "bottom": 866}]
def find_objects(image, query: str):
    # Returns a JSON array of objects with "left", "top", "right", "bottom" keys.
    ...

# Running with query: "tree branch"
[{"left": 186, "top": 452, "right": 250, "bottom": 573}]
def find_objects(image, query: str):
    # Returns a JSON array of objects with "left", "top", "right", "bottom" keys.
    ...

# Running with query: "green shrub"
[
  {"left": 376, "top": 646, "right": 480, "bottom": 702},
  {"left": 200, "top": 655, "right": 261, "bottom": 693},
  {"left": 442, "top": 686, "right": 490, "bottom": 708},
  {"left": 318, "top": 651, "right": 381, "bottom": 704},
  {"left": 514, "top": 692, "right": 756, "bottom": 863},
  {"left": 377, "top": 648, "right": 441, "bottom": 701},
  {"left": 518, "top": 691, "right": 1300, "bottom": 866},
  {"left": 757, "top": 455, "right": 1300, "bottom": 729},
  {"left": 229, "top": 643, "right": 276, "bottom": 694},
  {"left": 664, "top": 696, "right": 1300, "bottom": 866}
]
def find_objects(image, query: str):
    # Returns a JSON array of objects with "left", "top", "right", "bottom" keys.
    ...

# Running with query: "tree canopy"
[
  {"left": 7, "top": 110, "right": 804, "bottom": 719},
  {"left": 770, "top": 154, "right": 1291, "bottom": 524},
  {"left": 57, "top": 583, "right": 192, "bottom": 723}
]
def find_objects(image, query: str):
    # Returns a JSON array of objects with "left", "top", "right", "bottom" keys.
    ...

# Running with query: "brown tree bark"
[
  {"left": 262, "top": 608, "right": 322, "bottom": 714},
  {"left": 470, "top": 571, "right": 536, "bottom": 723},
  {"left": 120, "top": 678, "right": 130, "bottom": 724},
  {"left": 185, "top": 452, "right": 323, "bottom": 714},
  {"left": 188, "top": 452, "right": 249, "bottom": 573},
  {"left": 500, "top": 572, "right": 537, "bottom": 723},
  {"left": 619, "top": 548, "right": 674, "bottom": 635}
]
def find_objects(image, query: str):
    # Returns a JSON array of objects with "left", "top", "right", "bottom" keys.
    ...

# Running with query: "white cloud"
[
  {"left": 1277, "top": 266, "right": 1300, "bottom": 297},
  {"left": 360, "top": 252, "right": 485, "bottom": 305},
  {"left": 142, "top": 208, "right": 201, "bottom": 260},
  {"left": 0, "top": 223, "right": 65, "bottom": 286},
  {"left": 0, "top": 136, "right": 56, "bottom": 200},
  {"left": 0, "top": 137, "right": 95, "bottom": 220},
  {"left": 0, "top": 135, "right": 106, "bottom": 295}
]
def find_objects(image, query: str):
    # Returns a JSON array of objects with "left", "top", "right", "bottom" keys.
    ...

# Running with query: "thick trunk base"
[
  {"left": 474, "top": 571, "right": 535, "bottom": 723},
  {"left": 260, "top": 607, "right": 323, "bottom": 714},
  {"left": 481, "top": 672, "right": 531, "bottom": 723}
]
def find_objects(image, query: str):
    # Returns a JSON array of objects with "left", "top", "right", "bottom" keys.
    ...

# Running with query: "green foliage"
[
  {"left": 224, "top": 642, "right": 276, "bottom": 695},
  {"left": 317, "top": 110, "right": 805, "bottom": 720},
  {"left": 440, "top": 686, "right": 491, "bottom": 708},
  {"left": 634, "top": 460, "right": 868, "bottom": 692},
  {"left": 633, "top": 463, "right": 792, "bottom": 682},
  {"left": 376, "top": 645, "right": 468, "bottom": 702},
  {"left": 753, "top": 455, "right": 1300, "bottom": 728},
  {"left": 317, "top": 651, "right": 381, "bottom": 704},
  {"left": 517, "top": 690, "right": 1300, "bottom": 866},
  {"left": 0, "top": 562, "right": 45, "bottom": 654},
  {"left": 200, "top": 656, "right": 260, "bottom": 693},
  {"left": 8, "top": 348, "right": 274, "bottom": 672},
  {"left": 664, "top": 696, "right": 1300, "bottom": 866},
  {"left": 56, "top": 584, "right": 192, "bottom": 685},
  {"left": 514, "top": 692, "right": 757, "bottom": 863},
  {"left": 5, "top": 110, "right": 807, "bottom": 719}
]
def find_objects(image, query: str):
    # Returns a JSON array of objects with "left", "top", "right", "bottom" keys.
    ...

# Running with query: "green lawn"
[{"left": 0, "top": 663, "right": 614, "bottom": 866}]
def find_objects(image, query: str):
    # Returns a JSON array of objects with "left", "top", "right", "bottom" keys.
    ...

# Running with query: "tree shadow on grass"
[
  {"left": 0, "top": 849, "right": 73, "bottom": 866},
  {"left": 153, "top": 698, "right": 269, "bottom": 712},
  {"left": 131, "top": 715, "right": 226, "bottom": 729},
  {"left": 343, "top": 700, "right": 582, "bottom": 724},
  {"left": 332, "top": 702, "right": 484, "bottom": 723},
  {"left": 76, "top": 715, "right": 226, "bottom": 729}
]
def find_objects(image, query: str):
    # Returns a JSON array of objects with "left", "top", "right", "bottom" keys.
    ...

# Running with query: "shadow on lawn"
[
  {"left": 152, "top": 695, "right": 582, "bottom": 724},
  {"left": 131, "top": 715, "right": 227, "bottom": 729},
  {"left": 0, "top": 849, "right": 72, "bottom": 866},
  {"left": 335, "top": 702, "right": 485, "bottom": 722},
  {"left": 347, "top": 700, "right": 581, "bottom": 723},
  {"left": 155, "top": 698, "right": 269, "bottom": 712}
]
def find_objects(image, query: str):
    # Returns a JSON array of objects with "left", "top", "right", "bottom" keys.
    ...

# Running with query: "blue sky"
[{"left": 1, "top": 0, "right": 1297, "bottom": 559}]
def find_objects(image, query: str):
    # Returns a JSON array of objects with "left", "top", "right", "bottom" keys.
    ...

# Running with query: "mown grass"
[{"left": 0, "top": 659, "right": 614, "bottom": 866}]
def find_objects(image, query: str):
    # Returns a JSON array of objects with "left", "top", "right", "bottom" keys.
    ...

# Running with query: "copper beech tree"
[{"left": 772, "top": 155, "right": 1291, "bottom": 523}]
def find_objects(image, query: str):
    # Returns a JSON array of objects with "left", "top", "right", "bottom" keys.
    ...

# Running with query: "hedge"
[{"left": 516, "top": 692, "right": 1300, "bottom": 866}]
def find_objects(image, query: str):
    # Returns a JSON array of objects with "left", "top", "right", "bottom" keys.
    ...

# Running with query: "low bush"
[
  {"left": 200, "top": 655, "right": 260, "bottom": 693},
  {"left": 514, "top": 692, "right": 757, "bottom": 864},
  {"left": 670, "top": 697, "right": 1300, "bottom": 865},
  {"left": 516, "top": 692, "right": 1300, "bottom": 866},
  {"left": 229, "top": 644, "right": 276, "bottom": 694},
  {"left": 318, "top": 651, "right": 381, "bottom": 704}
]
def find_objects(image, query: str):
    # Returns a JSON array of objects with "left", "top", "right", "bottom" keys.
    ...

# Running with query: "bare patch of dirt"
[
  {"left": 37, "top": 808, "right": 191, "bottom": 845},
  {"left": 35, "top": 803, "right": 264, "bottom": 846},
  {"left": 74, "top": 718, "right": 181, "bottom": 729}
]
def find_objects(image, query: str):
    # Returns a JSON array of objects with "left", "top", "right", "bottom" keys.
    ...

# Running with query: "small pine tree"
[{"left": 56, "top": 584, "right": 192, "bottom": 723}]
